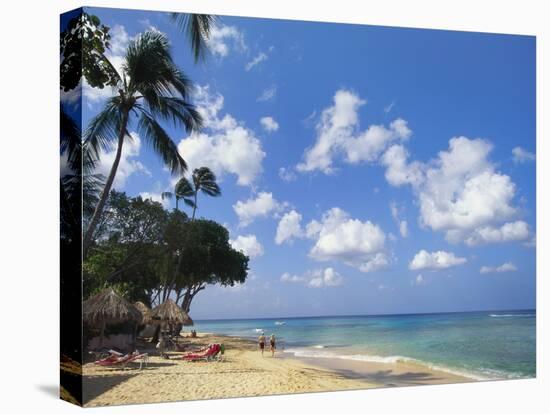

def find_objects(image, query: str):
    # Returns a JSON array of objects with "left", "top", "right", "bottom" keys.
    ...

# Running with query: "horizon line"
[{"left": 193, "top": 307, "right": 536, "bottom": 323}]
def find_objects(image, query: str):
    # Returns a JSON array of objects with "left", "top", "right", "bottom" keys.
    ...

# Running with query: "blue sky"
[{"left": 66, "top": 7, "right": 536, "bottom": 319}]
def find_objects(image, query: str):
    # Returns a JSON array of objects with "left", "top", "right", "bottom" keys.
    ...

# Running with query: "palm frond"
[
  {"left": 170, "top": 13, "right": 217, "bottom": 62},
  {"left": 125, "top": 31, "right": 195, "bottom": 99},
  {"left": 175, "top": 176, "right": 195, "bottom": 198},
  {"left": 182, "top": 198, "right": 196, "bottom": 208},
  {"left": 193, "top": 167, "right": 221, "bottom": 197},
  {"left": 144, "top": 95, "right": 202, "bottom": 133},
  {"left": 161, "top": 191, "right": 173, "bottom": 200},
  {"left": 83, "top": 98, "right": 122, "bottom": 159},
  {"left": 137, "top": 110, "right": 187, "bottom": 174}
]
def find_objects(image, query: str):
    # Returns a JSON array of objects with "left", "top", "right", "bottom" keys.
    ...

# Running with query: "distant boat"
[{"left": 274, "top": 321, "right": 286, "bottom": 325}]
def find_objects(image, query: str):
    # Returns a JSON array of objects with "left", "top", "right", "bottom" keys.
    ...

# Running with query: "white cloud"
[
  {"left": 60, "top": 80, "right": 82, "bottom": 107},
  {"left": 233, "top": 192, "right": 283, "bottom": 227},
  {"left": 297, "top": 89, "right": 411, "bottom": 174},
  {"left": 480, "top": 262, "right": 518, "bottom": 274},
  {"left": 95, "top": 132, "right": 150, "bottom": 189},
  {"left": 178, "top": 85, "right": 265, "bottom": 186},
  {"left": 279, "top": 167, "right": 297, "bottom": 182},
  {"left": 229, "top": 234, "right": 264, "bottom": 258},
  {"left": 245, "top": 52, "right": 268, "bottom": 71},
  {"left": 257, "top": 85, "right": 277, "bottom": 102},
  {"left": 384, "top": 101, "right": 396, "bottom": 114},
  {"left": 139, "top": 191, "right": 170, "bottom": 208},
  {"left": 306, "top": 207, "right": 388, "bottom": 273},
  {"left": 381, "top": 145, "right": 424, "bottom": 187},
  {"left": 463, "top": 221, "right": 530, "bottom": 246},
  {"left": 275, "top": 210, "right": 304, "bottom": 245},
  {"left": 260, "top": 116, "right": 279, "bottom": 132},
  {"left": 512, "top": 146, "right": 535, "bottom": 163},
  {"left": 409, "top": 250, "right": 467, "bottom": 271},
  {"left": 389, "top": 201, "right": 409, "bottom": 238},
  {"left": 399, "top": 220, "right": 409, "bottom": 238},
  {"left": 383, "top": 137, "right": 531, "bottom": 246},
  {"left": 281, "top": 267, "right": 343, "bottom": 288},
  {"left": 207, "top": 25, "right": 246, "bottom": 57}
]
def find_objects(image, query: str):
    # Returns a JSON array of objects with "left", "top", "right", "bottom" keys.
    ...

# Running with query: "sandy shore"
[{"left": 82, "top": 333, "right": 471, "bottom": 407}]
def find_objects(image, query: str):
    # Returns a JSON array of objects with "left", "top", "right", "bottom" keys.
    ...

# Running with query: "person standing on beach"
[
  {"left": 270, "top": 334, "right": 276, "bottom": 357},
  {"left": 258, "top": 332, "right": 266, "bottom": 356}
]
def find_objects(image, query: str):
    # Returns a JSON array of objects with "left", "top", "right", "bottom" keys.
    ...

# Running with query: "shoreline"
[{"left": 81, "top": 332, "right": 473, "bottom": 406}]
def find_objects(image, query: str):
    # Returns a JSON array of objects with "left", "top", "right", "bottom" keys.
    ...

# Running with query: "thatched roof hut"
[
  {"left": 134, "top": 301, "right": 152, "bottom": 325},
  {"left": 150, "top": 299, "right": 193, "bottom": 326},
  {"left": 83, "top": 288, "right": 142, "bottom": 326}
]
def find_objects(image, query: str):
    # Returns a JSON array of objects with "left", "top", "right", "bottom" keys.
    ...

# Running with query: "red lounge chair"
[
  {"left": 95, "top": 351, "right": 149, "bottom": 369},
  {"left": 182, "top": 344, "right": 221, "bottom": 361}
]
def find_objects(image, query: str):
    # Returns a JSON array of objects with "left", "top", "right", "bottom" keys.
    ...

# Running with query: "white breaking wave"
[
  {"left": 274, "top": 321, "right": 286, "bottom": 325},
  {"left": 489, "top": 314, "right": 535, "bottom": 318},
  {"left": 283, "top": 347, "right": 527, "bottom": 381}
]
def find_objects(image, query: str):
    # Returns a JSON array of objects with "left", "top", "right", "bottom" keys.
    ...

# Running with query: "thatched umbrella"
[
  {"left": 150, "top": 299, "right": 193, "bottom": 326},
  {"left": 133, "top": 301, "right": 152, "bottom": 325},
  {"left": 83, "top": 288, "right": 141, "bottom": 346}
]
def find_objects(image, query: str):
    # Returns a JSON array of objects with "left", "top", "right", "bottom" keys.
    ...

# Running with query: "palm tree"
[
  {"left": 82, "top": 31, "right": 203, "bottom": 258},
  {"left": 163, "top": 167, "right": 221, "bottom": 218},
  {"left": 169, "top": 13, "right": 217, "bottom": 62},
  {"left": 162, "top": 177, "right": 196, "bottom": 211},
  {"left": 190, "top": 167, "right": 221, "bottom": 219}
]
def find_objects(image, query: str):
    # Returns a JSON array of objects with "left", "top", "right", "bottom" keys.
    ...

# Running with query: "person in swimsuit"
[
  {"left": 258, "top": 332, "right": 266, "bottom": 356},
  {"left": 270, "top": 334, "right": 276, "bottom": 357}
]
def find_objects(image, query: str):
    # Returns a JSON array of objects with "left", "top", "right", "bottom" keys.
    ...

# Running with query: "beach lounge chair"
[
  {"left": 182, "top": 344, "right": 221, "bottom": 362},
  {"left": 95, "top": 351, "right": 149, "bottom": 370}
]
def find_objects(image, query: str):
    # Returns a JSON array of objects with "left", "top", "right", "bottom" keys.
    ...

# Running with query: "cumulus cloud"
[
  {"left": 306, "top": 207, "right": 388, "bottom": 273},
  {"left": 275, "top": 210, "right": 304, "bottom": 245},
  {"left": 381, "top": 145, "right": 424, "bottom": 187},
  {"left": 257, "top": 85, "right": 277, "bottom": 102},
  {"left": 462, "top": 221, "right": 530, "bottom": 246},
  {"left": 281, "top": 267, "right": 343, "bottom": 288},
  {"left": 233, "top": 192, "right": 284, "bottom": 227},
  {"left": 207, "top": 25, "right": 246, "bottom": 57},
  {"left": 512, "top": 146, "right": 535, "bottom": 163},
  {"left": 480, "top": 262, "right": 518, "bottom": 274},
  {"left": 95, "top": 132, "right": 150, "bottom": 189},
  {"left": 297, "top": 89, "right": 411, "bottom": 174},
  {"left": 260, "top": 116, "right": 279, "bottom": 132},
  {"left": 178, "top": 85, "right": 265, "bottom": 186},
  {"left": 229, "top": 234, "right": 264, "bottom": 258},
  {"left": 383, "top": 137, "right": 531, "bottom": 246},
  {"left": 409, "top": 250, "right": 467, "bottom": 271}
]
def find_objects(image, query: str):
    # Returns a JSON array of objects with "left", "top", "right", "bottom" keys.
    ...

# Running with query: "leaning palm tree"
[
  {"left": 82, "top": 31, "right": 203, "bottom": 258},
  {"left": 169, "top": 13, "right": 217, "bottom": 62},
  {"left": 162, "top": 176, "right": 196, "bottom": 211},
  {"left": 190, "top": 167, "right": 221, "bottom": 219}
]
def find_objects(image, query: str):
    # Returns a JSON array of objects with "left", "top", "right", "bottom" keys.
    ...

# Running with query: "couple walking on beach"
[{"left": 258, "top": 332, "right": 276, "bottom": 357}]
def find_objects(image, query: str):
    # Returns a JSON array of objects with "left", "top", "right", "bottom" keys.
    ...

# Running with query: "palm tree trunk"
[
  {"left": 192, "top": 191, "right": 198, "bottom": 219},
  {"left": 83, "top": 109, "right": 130, "bottom": 258},
  {"left": 175, "top": 197, "right": 179, "bottom": 211}
]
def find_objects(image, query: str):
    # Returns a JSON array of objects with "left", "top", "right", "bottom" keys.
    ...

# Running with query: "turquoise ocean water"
[{"left": 193, "top": 310, "right": 535, "bottom": 380}]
